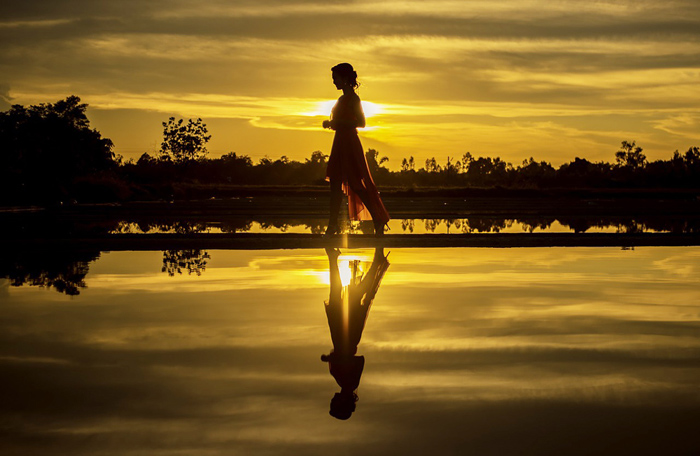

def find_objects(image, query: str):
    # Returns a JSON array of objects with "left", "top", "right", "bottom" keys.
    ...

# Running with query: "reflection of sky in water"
[{"left": 1, "top": 247, "right": 699, "bottom": 455}]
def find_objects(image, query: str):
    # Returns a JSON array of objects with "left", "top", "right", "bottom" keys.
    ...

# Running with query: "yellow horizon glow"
[
  {"left": 303, "top": 100, "right": 385, "bottom": 120},
  {"left": 3, "top": 1, "right": 700, "bottom": 165}
]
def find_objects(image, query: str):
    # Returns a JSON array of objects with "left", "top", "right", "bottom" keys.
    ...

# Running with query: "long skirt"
[{"left": 325, "top": 129, "right": 390, "bottom": 225}]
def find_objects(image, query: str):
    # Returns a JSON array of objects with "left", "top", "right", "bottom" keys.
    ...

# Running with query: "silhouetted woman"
[
  {"left": 323, "top": 63, "right": 390, "bottom": 236},
  {"left": 322, "top": 247, "right": 390, "bottom": 419}
]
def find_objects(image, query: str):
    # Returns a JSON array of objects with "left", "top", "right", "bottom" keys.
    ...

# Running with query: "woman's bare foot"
[
  {"left": 324, "top": 223, "right": 339, "bottom": 237},
  {"left": 374, "top": 222, "right": 385, "bottom": 236}
]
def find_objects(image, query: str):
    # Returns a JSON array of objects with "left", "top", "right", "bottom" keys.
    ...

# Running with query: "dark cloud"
[
  {"left": 0, "top": 83, "right": 11, "bottom": 110},
  {"left": 2, "top": 0, "right": 700, "bottom": 163},
  {"left": 3, "top": 12, "right": 700, "bottom": 44}
]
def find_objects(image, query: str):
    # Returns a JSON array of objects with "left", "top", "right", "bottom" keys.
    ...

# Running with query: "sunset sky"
[{"left": 2, "top": 0, "right": 700, "bottom": 168}]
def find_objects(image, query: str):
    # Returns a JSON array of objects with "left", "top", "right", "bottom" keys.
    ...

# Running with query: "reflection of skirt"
[{"left": 325, "top": 129, "right": 390, "bottom": 224}]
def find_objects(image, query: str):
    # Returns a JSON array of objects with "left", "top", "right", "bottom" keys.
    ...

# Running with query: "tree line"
[{"left": 2, "top": 96, "right": 699, "bottom": 205}]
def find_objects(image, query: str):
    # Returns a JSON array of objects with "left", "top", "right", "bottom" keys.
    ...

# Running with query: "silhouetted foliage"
[
  {"left": 0, "top": 96, "right": 116, "bottom": 204},
  {"left": 112, "top": 140, "right": 700, "bottom": 201},
  {"left": 365, "top": 148, "right": 390, "bottom": 182},
  {"left": 616, "top": 140, "right": 646, "bottom": 169},
  {"left": 3, "top": 98, "right": 700, "bottom": 207},
  {"left": 0, "top": 250, "right": 100, "bottom": 295},
  {"left": 159, "top": 117, "right": 211, "bottom": 163},
  {"left": 162, "top": 250, "right": 210, "bottom": 276}
]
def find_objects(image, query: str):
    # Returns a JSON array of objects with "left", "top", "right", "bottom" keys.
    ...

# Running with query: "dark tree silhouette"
[
  {"left": 616, "top": 140, "right": 646, "bottom": 169},
  {"left": 7, "top": 101, "right": 696, "bottom": 206},
  {"left": 0, "top": 95, "right": 115, "bottom": 203},
  {"left": 160, "top": 117, "right": 211, "bottom": 163},
  {"left": 365, "top": 148, "right": 388, "bottom": 173}
]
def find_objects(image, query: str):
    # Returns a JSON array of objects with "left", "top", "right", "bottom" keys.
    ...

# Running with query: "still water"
[
  {"left": 111, "top": 216, "right": 699, "bottom": 235},
  {"left": 2, "top": 247, "right": 699, "bottom": 455}
]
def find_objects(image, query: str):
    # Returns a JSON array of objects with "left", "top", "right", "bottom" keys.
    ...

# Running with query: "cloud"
[
  {"left": 0, "top": 82, "right": 10, "bottom": 110},
  {"left": 2, "top": 0, "right": 700, "bottom": 163}
]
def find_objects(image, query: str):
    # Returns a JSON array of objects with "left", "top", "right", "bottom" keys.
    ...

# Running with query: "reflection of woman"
[
  {"left": 323, "top": 63, "right": 390, "bottom": 236},
  {"left": 322, "top": 247, "right": 390, "bottom": 420}
]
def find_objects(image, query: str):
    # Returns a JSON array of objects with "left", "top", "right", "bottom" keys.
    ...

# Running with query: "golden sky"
[{"left": 2, "top": 0, "right": 700, "bottom": 167}]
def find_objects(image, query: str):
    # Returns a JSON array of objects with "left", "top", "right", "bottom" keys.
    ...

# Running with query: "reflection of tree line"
[
  {"left": 417, "top": 217, "right": 700, "bottom": 234},
  {"left": 6, "top": 215, "right": 698, "bottom": 239},
  {"left": 2, "top": 249, "right": 211, "bottom": 295},
  {"left": 162, "top": 250, "right": 210, "bottom": 276},
  {"left": 3, "top": 216, "right": 698, "bottom": 295},
  {"left": 0, "top": 251, "right": 100, "bottom": 296},
  {"left": 114, "top": 219, "right": 327, "bottom": 235},
  {"left": 114, "top": 217, "right": 700, "bottom": 235}
]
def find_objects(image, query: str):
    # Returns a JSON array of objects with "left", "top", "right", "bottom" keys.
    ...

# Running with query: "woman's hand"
[{"left": 322, "top": 120, "right": 333, "bottom": 130}]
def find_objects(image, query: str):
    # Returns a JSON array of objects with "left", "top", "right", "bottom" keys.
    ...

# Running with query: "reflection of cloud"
[
  {"left": 651, "top": 250, "right": 700, "bottom": 277},
  {"left": 2, "top": 246, "right": 700, "bottom": 453}
]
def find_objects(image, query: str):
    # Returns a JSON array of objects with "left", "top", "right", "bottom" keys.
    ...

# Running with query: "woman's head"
[
  {"left": 329, "top": 391, "right": 358, "bottom": 420},
  {"left": 332, "top": 62, "right": 359, "bottom": 90}
]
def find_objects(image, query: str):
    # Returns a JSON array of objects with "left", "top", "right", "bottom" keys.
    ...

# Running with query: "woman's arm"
[
  {"left": 323, "top": 96, "right": 366, "bottom": 130},
  {"left": 352, "top": 96, "right": 366, "bottom": 129}
]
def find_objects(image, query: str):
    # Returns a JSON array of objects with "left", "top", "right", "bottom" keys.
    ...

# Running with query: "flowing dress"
[
  {"left": 324, "top": 250, "right": 390, "bottom": 392},
  {"left": 325, "top": 94, "right": 390, "bottom": 225}
]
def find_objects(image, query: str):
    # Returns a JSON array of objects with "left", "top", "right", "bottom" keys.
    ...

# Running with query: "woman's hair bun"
[{"left": 332, "top": 62, "right": 360, "bottom": 89}]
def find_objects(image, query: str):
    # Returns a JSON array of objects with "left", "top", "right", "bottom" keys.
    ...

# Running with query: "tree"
[
  {"left": 365, "top": 148, "right": 389, "bottom": 173},
  {"left": 615, "top": 140, "right": 646, "bottom": 168},
  {"left": 137, "top": 152, "right": 157, "bottom": 166},
  {"left": 464, "top": 156, "right": 510, "bottom": 185},
  {"left": 400, "top": 157, "right": 416, "bottom": 172},
  {"left": 159, "top": 117, "right": 211, "bottom": 163},
  {"left": 424, "top": 157, "right": 441, "bottom": 173},
  {"left": 306, "top": 150, "right": 328, "bottom": 164},
  {"left": 516, "top": 157, "right": 556, "bottom": 186},
  {"left": 0, "top": 95, "right": 115, "bottom": 202},
  {"left": 461, "top": 152, "right": 474, "bottom": 171},
  {"left": 444, "top": 156, "right": 461, "bottom": 174},
  {"left": 221, "top": 152, "right": 253, "bottom": 167},
  {"left": 673, "top": 146, "right": 700, "bottom": 167}
]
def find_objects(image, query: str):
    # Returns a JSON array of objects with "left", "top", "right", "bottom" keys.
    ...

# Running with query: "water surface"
[{"left": 1, "top": 247, "right": 699, "bottom": 455}]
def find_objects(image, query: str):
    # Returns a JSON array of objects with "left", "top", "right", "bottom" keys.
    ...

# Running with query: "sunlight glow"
[
  {"left": 361, "top": 101, "right": 384, "bottom": 118},
  {"left": 339, "top": 260, "right": 353, "bottom": 287},
  {"left": 313, "top": 253, "right": 374, "bottom": 286},
  {"left": 304, "top": 100, "right": 384, "bottom": 119}
]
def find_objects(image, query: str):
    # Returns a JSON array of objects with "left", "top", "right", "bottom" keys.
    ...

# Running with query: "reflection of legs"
[
  {"left": 356, "top": 248, "right": 385, "bottom": 295},
  {"left": 326, "top": 248, "right": 342, "bottom": 303},
  {"left": 327, "top": 180, "right": 343, "bottom": 235},
  {"left": 325, "top": 248, "right": 345, "bottom": 355}
]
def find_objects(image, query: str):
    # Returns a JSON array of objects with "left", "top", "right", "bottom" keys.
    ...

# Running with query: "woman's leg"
[
  {"left": 352, "top": 186, "right": 384, "bottom": 235},
  {"left": 327, "top": 179, "right": 343, "bottom": 234}
]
